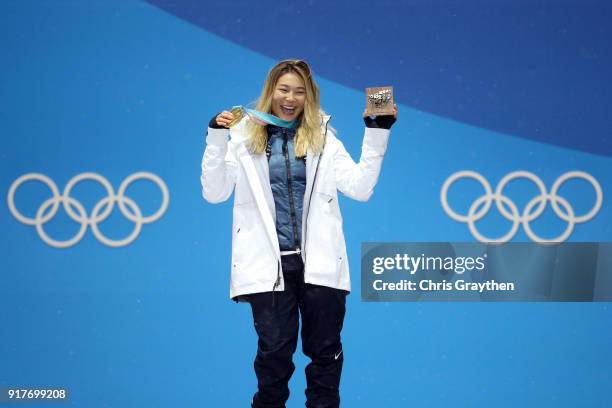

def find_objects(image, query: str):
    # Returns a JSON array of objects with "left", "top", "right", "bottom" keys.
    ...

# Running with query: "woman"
[{"left": 201, "top": 59, "right": 397, "bottom": 407}]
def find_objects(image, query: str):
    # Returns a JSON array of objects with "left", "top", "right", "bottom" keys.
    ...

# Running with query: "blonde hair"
[{"left": 246, "top": 59, "right": 325, "bottom": 158}]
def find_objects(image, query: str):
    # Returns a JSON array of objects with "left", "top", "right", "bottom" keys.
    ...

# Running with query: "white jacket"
[{"left": 201, "top": 115, "right": 390, "bottom": 299}]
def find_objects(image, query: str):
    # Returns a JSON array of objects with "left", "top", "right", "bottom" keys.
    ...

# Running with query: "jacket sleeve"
[
  {"left": 200, "top": 127, "right": 238, "bottom": 203},
  {"left": 333, "top": 127, "right": 390, "bottom": 202}
]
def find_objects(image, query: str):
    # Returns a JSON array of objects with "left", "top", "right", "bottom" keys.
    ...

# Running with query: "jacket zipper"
[
  {"left": 272, "top": 261, "right": 280, "bottom": 307},
  {"left": 282, "top": 129, "right": 300, "bottom": 250},
  {"left": 272, "top": 127, "right": 300, "bottom": 306}
]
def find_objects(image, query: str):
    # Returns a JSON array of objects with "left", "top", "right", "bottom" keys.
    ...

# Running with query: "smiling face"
[{"left": 271, "top": 72, "right": 306, "bottom": 121}]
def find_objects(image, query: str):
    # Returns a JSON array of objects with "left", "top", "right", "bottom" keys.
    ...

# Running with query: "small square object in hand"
[{"left": 365, "top": 86, "right": 394, "bottom": 116}]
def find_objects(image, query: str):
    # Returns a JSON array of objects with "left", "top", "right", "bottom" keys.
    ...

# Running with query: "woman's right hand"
[{"left": 215, "top": 110, "right": 234, "bottom": 128}]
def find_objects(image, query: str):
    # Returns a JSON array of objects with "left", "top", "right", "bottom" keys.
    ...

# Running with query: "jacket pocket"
[
  {"left": 313, "top": 188, "right": 343, "bottom": 224},
  {"left": 306, "top": 191, "right": 343, "bottom": 275},
  {"left": 231, "top": 202, "right": 273, "bottom": 282},
  {"left": 232, "top": 202, "right": 257, "bottom": 265},
  {"left": 233, "top": 177, "right": 255, "bottom": 206}
]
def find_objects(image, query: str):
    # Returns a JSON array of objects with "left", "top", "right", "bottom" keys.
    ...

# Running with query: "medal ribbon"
[{"left": 230, "top": 106, "right": 296, "bottom": 128}]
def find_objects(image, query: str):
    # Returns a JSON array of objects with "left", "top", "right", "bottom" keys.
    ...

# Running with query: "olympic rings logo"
[
  {"left": 440, "top": 170, "right": 603, "bottom": 243},
  {"left": 8, "top": 172, "right": 169, "bottom": 248}
]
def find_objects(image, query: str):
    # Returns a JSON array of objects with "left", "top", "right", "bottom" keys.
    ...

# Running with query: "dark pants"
[{"left": 242, "top": 254, "right": 347, "bottom": 408}]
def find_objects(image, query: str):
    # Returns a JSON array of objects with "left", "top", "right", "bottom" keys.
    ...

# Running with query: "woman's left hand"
[{"left": 363, "top": 104, "right": 398, "bottom": 129}]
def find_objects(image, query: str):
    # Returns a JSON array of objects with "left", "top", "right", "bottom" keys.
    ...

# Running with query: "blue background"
[{"left": 1, "top": 1, "right": 611, "bottom": 406}]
